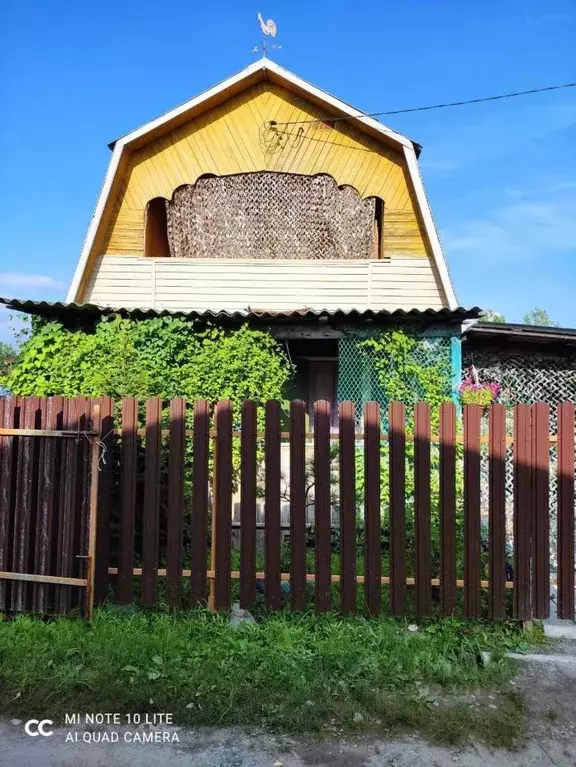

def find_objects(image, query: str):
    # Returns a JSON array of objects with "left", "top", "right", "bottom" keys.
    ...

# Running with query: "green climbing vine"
[
  {"left": 351, "top": 328, "right": 464, "bottom": 578},
  {"left": 358, "top": 329, "right": 452, "bottom": 430}
]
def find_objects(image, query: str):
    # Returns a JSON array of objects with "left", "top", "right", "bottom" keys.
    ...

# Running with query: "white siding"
[{"left": 85, "top": 256, "right": 448, "bottom": 312}]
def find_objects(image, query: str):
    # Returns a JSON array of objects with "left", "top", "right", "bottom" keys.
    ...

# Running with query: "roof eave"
[
  {"left": 464, "top": 321, "right": 576, "bottom": 345},
  {"left": 0, "top": 296, "right": 481, "bottom": 323}
]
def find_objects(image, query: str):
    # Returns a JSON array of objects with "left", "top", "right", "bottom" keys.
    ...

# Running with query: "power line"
[{"left": 268, "top": 81, "right": 576, "bottom": 127}]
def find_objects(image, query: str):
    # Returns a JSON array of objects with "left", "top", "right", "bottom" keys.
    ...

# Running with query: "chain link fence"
[{"left": 337, "top": 327, "right": 455, "bottom": 426}]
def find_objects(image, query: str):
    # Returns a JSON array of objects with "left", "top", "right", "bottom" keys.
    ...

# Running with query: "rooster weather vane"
[{"left": 252, "top": 13, "right": 282, "bottom": 57}]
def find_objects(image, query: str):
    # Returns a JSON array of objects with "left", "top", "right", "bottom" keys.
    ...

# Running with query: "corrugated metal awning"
[
  {"left": 0, "top": 296, "right": 482, "bottom": 323},
  {"left": 464, "top": 320, "right": 576, "bottom": 346}
]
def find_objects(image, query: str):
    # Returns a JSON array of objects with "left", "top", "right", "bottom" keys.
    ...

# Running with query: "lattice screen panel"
[
  {"left": 464, "top": 349, "right": 576, "bottom": 420},
  {"left": 165, "top": 173, "right": 377, "bottom": 260},
  {"left": 466, "top": 349, "right": 576, "bottom": 570}
]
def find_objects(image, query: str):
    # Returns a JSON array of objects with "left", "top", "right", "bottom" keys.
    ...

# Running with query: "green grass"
[{"left": 0, "top": 609, "right": 536, "bottom": 747}]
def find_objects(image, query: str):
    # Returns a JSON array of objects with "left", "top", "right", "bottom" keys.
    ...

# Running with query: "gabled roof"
[
  {"left": 107, "top": 58, "right": 421, "bottom": 154},
  {"left": 66, "top": 59, "right": 458, "bottom": 309}
]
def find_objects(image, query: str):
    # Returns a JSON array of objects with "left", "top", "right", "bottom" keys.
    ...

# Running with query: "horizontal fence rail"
[{"left": 0, "top": 396, "right": 574, "bottom": 620}]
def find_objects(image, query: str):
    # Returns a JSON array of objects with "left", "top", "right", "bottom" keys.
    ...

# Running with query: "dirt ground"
[{"left": 2, "top": 640, "right": 575, "bottom": 767}]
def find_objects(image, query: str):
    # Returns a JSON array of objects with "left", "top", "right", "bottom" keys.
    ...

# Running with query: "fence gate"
[{"left": 0, "top": 397, "right": 102, "bottom": 619}]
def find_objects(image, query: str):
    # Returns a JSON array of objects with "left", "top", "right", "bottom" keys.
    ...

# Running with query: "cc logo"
[{"left": 24, "top": 719, "right": 54, "bottom": 737}]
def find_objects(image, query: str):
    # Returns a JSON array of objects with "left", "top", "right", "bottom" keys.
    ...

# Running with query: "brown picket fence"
[
  {"left": 0, "top": 396, "right": 574, "bottom": 620},
  {"left": 0, "top": 396, "right": 103, "bottom": 618}
]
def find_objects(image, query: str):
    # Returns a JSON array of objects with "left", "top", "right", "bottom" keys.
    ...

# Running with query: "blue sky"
[{"left": 1, "top": 0, "right": 575, "bottom": 343}]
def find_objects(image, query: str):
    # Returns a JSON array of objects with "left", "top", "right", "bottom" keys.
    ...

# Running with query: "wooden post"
[{"left": 85, "top": 403, "right": 101, "bottom": 621}]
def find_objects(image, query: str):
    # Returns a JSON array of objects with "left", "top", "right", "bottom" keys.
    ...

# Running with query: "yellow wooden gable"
[
  {"left": 103, "top": 81, "right": 429, "bottom": 258},
  {"left": 68, "top": 59, "right": 457, "bottom": 309}
]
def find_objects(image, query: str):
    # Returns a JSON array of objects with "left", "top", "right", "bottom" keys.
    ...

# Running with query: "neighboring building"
[
  {"left": 463, "top": 321, "right": 576, "bottom": 411},
  {"left": 3, "top": 58, "right": 480, "bottom": 414}
]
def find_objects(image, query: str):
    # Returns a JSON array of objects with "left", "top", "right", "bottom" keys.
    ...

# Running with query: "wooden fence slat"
[
  {"left": 94, "top": 396, "right": 114, "bottom": 606},
  {"left": 31, "top": 397, "right": 47, "bottom": 612},
  {"left": 514, "top": 404, "right": 532, "bottom": 620},
  {"left": 463, "top": 404, "right": 482, "bottom": 618},
  {"left": 489, "top": 404, "right": 507, "bottom": 620},
  {"left": 532, "top": 403, "right": 550, "bottom": 619},
  {"left": 389, "top": 401, "right": 406, "bottom": 615},
  {"left": 439, "top": 402, "right": 457, "bottom": 616},
  {"left": 314, "top": 400, "right": 331, "bottom": 613},
  {"left": 33, "top": 397, "right": 61, "bottom": 612},
  {"left": 240, "top": 401, "right": 257, "bottom": 609},
  {"left": 290, "top": 400, "right": 307, "bottom": 612},
  {"left": 75, "top": 398, "right": 92, "bottom": 613},
  {"left": 57, "top": 397, "right": 82, "bottom": 614},
  {"left": 557, "top": 402, "right": 575, "bottom": 620},
  {"left": 11, "top": 397, "right": 40, "bottom": 611},
  {"left": 364, "top": 401, "right": 381, "bottom": 615},
  {"left": 213, "top": 400, "right": 232, "bottom": 610},
  {"left": 52, "top": 398, "right": 68, "bottom": 612},
  {"left": 50, "top": 397, "right": 65, "bottom": 612},
  {"left": 166, "top": 398, "right": 185, "bottom": 607},
  {"left": 190, "top": 400, "right": 209, "bottom": 605},
  {"left": 117, "top": 398, "right": 138, "bottom": 604},
  {"left": 141, "top": 398, "right": 162, "bottom": 606},
  {"left": 414, "top": 402, "right": 431, "bottom": 616},
  {"left": 0, "top": 396, "right": 19, "bottom": 609},
  {"left": 265, "top": 400, "right": 282, "bottom": 610},
  {"left": 339, "top": 401, "right": 356, "bottom": 614}
]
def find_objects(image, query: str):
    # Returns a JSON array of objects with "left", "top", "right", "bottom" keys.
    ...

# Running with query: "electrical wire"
[{"left": 268, "top": 81, "right": 576, "bottom": 127}]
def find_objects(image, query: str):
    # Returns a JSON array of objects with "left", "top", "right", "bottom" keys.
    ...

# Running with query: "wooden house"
[
  {"left": 67, "top": 58, "right": 459, "bottom": 313},
  {"left": 5, "top": 59, "right": 480, "bottom": 412}
]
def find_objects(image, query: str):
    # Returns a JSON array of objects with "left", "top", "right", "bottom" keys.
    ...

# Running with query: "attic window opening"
[
  {"left": 372, "top": 197, "right": 387, "bottom": 260},
  {"left": 145, "top": 197, "right": 170, "bottom": 258}
]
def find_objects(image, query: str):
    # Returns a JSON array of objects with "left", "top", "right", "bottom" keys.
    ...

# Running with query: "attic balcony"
[{"left": 85, "top": 255, "right": 448, "bottom": 314}]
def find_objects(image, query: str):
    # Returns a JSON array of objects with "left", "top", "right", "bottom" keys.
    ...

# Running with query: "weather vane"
[{"left": 252, "top": 12, "right": 282, "bottom": 58}]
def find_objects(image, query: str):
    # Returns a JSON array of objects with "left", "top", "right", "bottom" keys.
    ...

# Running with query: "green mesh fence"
[{"left": 337, "top": 329, "right": 455, "bottom": 426}]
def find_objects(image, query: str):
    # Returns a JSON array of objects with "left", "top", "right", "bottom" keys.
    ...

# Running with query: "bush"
[{"left": 3, "top": 315, "right": 294, "bottom": 405}]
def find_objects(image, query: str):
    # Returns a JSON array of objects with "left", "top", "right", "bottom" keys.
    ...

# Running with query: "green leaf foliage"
[
  {"left": 3, "top": 315, "right": 294, "bottom": 406},
  {"left": 358, "top": 329, "right": 452, "bottom": 430},
  {"left": 522, "top": 308, "right": 558, "bottom": 328},
  {"left": 351, "top": 330, "right": 466, "bottom": 572}
]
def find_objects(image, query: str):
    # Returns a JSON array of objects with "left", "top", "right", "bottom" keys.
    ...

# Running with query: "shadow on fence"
[{"left": 0, "top": 396, "right": 574, "bottom": 620}]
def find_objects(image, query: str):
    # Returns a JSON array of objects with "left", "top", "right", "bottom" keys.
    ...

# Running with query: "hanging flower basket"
[{"left": 458, "top": 366, "right": 501, "bottom": 407}]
